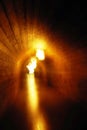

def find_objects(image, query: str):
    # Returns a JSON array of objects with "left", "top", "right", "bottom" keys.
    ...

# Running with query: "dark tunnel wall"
[{"left": 0, "top": 0, "right": 87, "bottom": 122}]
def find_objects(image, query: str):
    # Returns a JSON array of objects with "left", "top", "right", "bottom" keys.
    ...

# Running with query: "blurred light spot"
[
  {"left": 36, "top": 49, "right": 45, "bottom": 61},
  {"left": 26, "top": 58, "right": 37, "bottom": 74}
]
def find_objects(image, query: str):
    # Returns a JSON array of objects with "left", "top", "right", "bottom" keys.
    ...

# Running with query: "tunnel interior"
[{"left": 0, "top": 0, "right": 87, "bottom": 130}]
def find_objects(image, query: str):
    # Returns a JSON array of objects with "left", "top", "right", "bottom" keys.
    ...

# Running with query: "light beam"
[{"left": 27, "top": 74, "right": 48, "bottom": 130}]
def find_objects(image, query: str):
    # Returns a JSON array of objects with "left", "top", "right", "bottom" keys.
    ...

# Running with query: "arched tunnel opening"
[{"left": 0, "top": 0, "right": 87, "bottom": 130}]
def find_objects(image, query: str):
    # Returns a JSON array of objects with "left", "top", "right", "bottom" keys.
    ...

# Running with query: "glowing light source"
[
  {"left": 26, "top": 39, "right": 47, "bottom": 130},
  {"left": 36, "top": 49, "right": 45, "bottom": 61},
  {"left": 26, "top": 57, "right": 37, "bottom": 74}
]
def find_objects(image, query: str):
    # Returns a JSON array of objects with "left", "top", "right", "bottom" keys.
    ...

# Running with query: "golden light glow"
[
  {"left": 36, "top": 49, "right": 45, "bottom": 61},
  {"left": 26, "top": 57, "right": 37, "bottom": 74}
]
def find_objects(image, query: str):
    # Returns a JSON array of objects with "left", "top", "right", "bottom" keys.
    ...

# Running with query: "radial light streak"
[{"left": 27, "top": 74, "right": 47, "bottom": 130}]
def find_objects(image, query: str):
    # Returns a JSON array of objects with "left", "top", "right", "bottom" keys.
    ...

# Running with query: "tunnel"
[{"left": 0, "top": 0, "right": 87, "bottom": 130}]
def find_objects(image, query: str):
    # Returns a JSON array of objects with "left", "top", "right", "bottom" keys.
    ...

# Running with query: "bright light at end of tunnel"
[
  {"left": 36, "top": 49, "right": 45, "bottom": 61},
  {"left": 26, "top": 58, "right": 37, "bottom": 74}
]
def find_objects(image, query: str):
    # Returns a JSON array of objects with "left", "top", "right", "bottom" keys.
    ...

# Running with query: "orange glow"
[{"left": 36, "top": 49, "right": 45, "bottom": 61}]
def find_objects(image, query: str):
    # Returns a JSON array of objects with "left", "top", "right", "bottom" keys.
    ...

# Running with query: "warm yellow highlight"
[
  {"left": 33, "top": 38, "right": 46, "bottom": 50},
  {"left": 36, "top": 49, "right": 45, "bottom": 61}
]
